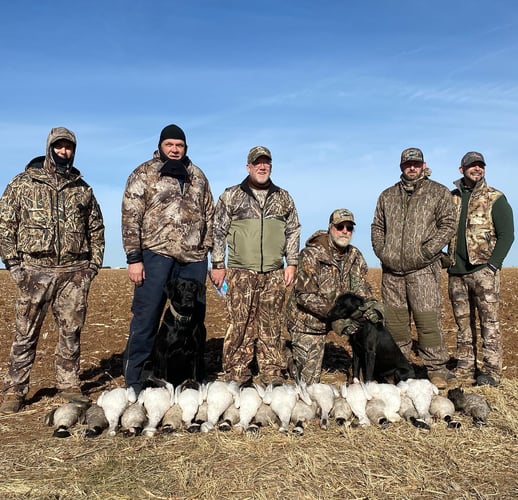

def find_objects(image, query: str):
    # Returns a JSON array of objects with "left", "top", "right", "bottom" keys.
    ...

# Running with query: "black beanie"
[{"left": 159, "top": 124, "right": 186, "bottom": 145}]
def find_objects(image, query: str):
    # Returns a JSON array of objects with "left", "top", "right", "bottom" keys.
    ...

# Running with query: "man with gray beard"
[{"left": 286, "top": 209, "right": 375, "bottom": 384}]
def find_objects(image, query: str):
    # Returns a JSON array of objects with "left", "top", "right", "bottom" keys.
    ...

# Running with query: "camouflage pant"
[
  {"left": 3, "top": 263, "right": 94, "bottom": 397},
  {"left": 382, "top": 260, "right": 450, "bottom": 372},
  {"left": 222, "top": 268, "right": 286, "bottom": 382},
  {"left": 290, "top": 330, "right": 326, "bottom": 384},
  {"left": 448, "top": 267, "right": 501, "bottom": 379}
]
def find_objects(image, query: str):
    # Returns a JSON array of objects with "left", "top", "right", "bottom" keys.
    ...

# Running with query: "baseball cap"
[
  {"left": 400, "top": 147, "right": 424, "bottom": 165},
  {"left": 329, "top": 208, "right": 355, "bottom": 226},
  {"left": 461, "top": 151, "right": 486, "bottom": 168},
  {"left": 247, "top": 146, "right": 272, "bottom": 164}
]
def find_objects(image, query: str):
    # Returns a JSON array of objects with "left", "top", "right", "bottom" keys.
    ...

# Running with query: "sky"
[{"left": 1, "top": 0, "right": 517, "bottom": 269}]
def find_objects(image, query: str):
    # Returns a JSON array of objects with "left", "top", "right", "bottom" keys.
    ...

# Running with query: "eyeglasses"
[
  {"left": 334, "top": 223, "right": 354, "bottom": 232},
  {"left": 250, "top": 161, "right": 272, "bottom": 168}
]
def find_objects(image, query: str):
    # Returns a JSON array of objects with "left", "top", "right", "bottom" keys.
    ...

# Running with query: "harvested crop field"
[{"left": 0, "top": 268, "right": 517, "bottom": 499}]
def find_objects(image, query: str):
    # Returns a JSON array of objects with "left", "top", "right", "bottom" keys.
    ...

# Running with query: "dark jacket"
[{"left": 371, "top": 176, "right": 456, "bottom": 274}]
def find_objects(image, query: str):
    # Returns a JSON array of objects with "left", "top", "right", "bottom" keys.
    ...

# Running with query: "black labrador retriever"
[
  {"left": 142, "top": 277, "right": 206, "bottom": 388},
  {"left": 328, "top": 292, "right": 414, "bottom": 383}
]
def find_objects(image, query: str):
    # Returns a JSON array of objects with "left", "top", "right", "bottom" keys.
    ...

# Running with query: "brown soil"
[
  {"left": 0, "top": 268, "right": 517, "bottom": 499},
  {"left": 1, "top": 268, "right": 517, "bottom": 414}
]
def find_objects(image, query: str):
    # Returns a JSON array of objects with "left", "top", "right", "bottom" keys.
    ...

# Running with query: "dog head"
[
  {"left": 328, "top": 292, "right": 365, "bottom": 322},
  {"left": 164, "top": 277, "right": 202, "bottom": 316}
]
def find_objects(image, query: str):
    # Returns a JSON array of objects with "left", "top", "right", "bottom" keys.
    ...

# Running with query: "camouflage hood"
[
  {"left": 286, "top": 229, "right": 372, "bottom": 335},
  {"left": 304, "top": 230, "right": 346, "bottom": 264},
  {"left": 41, "top": 127, "right": 78, "bottom": 175}
]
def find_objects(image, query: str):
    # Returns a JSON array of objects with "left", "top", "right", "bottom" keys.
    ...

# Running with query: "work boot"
[
  {"left": 58, "top": 385, "right": 90, "bottom": 403},
  {"left": 0, "top": 393, "right": 24, "bottom": 414},
  {"left": 430, "top": 370, "right": 456, "bottom": 390},
  {"left": 455, "top": 369, "right": 476, "bottom": 386}
]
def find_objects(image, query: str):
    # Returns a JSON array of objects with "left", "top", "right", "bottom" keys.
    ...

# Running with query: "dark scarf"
[
  {"left": 159, "top": 156, "right": 191, "bottom": 190},
  {"left": 51, "top": 150, "right": 73, "bottom": 176}
]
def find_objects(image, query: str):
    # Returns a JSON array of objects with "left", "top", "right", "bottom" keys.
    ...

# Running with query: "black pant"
[{"left": 123, "top": 250, "right": 207, "bottom": 393}]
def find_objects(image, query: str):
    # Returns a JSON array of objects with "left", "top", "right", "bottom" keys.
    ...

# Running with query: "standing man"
[
  {"left": 447, "top": 152, "right": 514, "bottom": 387},
  {"left": 210, "top": 146, "right": 300, "bottom": 385},
  {"left": 371, "top": 147, "right": 456, "bottom": 389},
  {"left": 122, "top": 124, "right": 214, "bottom": 395},
  {"left": 0, "top": 127, "right": 105, "bottom": 414},
  {"left": 286, "top": 208, "right": 376, "bottom": 384}
]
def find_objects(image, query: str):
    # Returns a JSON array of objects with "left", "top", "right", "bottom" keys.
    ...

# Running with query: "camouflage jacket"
[
  {"left": 286, "top": 231, "right": 372, "bottom": 335},
  {"left": 121, "top": 151, "right": 214, "bottom": 262},
  {"left": 211, "top": 178, "right": 300, "bottom": 272},
  {"left": 448, "top": 178, "right": 514, "bottom": 267},
  {"left": 0, "top": 127, "right": 105, "bottom": 269},
  {"left": 371, "top": 176, "right": 456, "bottom": 274}
]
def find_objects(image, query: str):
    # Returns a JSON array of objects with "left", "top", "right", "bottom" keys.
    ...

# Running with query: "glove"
[
  {"left": 440, "top": 251, "right": 452, "bottom": 269},
  {"left": 360, "top": 299, "right": 385, "bottom": 325},
  {"left": 331, "top": 318, "right": 361, "bottom": 336}
]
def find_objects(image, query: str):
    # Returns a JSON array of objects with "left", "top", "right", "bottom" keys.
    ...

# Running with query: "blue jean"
[{"left": 123, "top": 250, "right": 208, "bottom": 392}]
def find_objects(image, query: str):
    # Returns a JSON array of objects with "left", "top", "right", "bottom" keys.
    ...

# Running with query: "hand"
[
  {"left": 210, "top": 268, "right": 226, "bottom": 289},
  {"left": 361, "top": 299, "right": 384, "bottom": 325},
  {"left": 331, "top": 318, "right": 361, "bottom": 336},
  {"left": 284, "top": 265, "right": 296, "bottom": 287},
  {"left": 128, "top": 262, "right": 145, "bottom": 287}
]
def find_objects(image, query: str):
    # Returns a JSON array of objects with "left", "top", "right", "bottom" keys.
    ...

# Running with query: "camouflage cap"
[
  {"left": 400, "top": 147, "right": 424, "bottom": 165},
  {"left": 461, "top": 151, "right": 486, "bottom": 168},
  {"left": 329, "top": 208, "right": 356, "bottom": 226},
  {"left": 247, "top": 146, "right": 272, "bottom": 164}
]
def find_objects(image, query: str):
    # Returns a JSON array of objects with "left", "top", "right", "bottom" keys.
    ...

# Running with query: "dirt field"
[{"left": 0, "top": 268, "right": 517, "bottom": 499}]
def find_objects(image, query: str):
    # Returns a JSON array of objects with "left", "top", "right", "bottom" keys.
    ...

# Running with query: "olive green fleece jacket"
[{"left": 211, "top": 178, "right": 300, "bottom": 272}]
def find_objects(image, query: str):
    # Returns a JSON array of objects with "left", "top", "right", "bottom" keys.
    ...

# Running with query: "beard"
[{"left": 330, "top": 232, "right": 351, "bottom": 249}]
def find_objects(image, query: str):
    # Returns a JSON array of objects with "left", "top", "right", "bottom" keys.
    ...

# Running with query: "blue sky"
[{"left": 1, "top": 0, "right": 517, "bottom": 268}]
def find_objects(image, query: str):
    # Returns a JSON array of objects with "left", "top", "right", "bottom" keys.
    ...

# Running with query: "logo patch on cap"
[{"left": 400, "top": 147, "right": 424, "bottom": 165}]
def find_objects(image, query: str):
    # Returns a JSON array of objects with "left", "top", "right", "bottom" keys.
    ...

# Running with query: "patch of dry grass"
[
  {"left": 1, "top": 381, "right": 517, "bottom": 499},
  {"left": 1, "top": 269, "right": 518, "bottom": 499}
]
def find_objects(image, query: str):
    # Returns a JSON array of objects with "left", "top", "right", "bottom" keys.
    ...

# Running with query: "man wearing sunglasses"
[
  {"left": 371, "top": 147, "right": 456, "bottom": 389},
  {"left": 286, "top": 208, "right": 375, "bottom": 384}
]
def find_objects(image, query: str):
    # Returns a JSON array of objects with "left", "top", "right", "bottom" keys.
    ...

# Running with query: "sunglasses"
[{"left": 334, "top": 223, "right": 354, "bottom": 232}]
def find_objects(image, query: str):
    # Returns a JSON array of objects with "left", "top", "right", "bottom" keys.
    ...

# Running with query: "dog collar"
[{"left": 169, "top": 303, "right": 192, "bottom": 323}]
